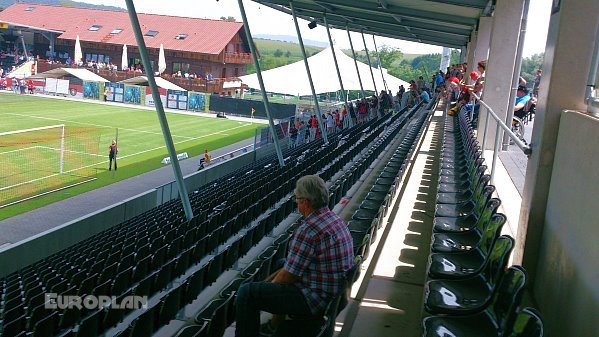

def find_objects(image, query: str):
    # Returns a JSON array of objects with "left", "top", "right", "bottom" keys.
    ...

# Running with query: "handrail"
[{"left": 472, "top": 92, "right": 532, "bottom": 155}]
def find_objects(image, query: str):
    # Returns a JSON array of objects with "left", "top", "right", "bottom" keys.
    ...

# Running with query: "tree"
[
  {"left": 372, "top": 45, "right": 403, "bottom": 69},
  {"left": 520, "top": 53, "right": 544, "bottom": 83},
  {"left": 220, "top": 16, "right": 236, "bottom": 21},
  {"left": 273, "top": 49, "right": 284, "bottom": 57},
  {"left": 285, "top": 51, "right": 291, "bottom": 58}
]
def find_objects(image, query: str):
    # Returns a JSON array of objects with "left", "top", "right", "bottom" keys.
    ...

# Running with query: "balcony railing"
[
  {"left": 35, "top": 61, "right": 242, "bottom": 93},
  {"left": 224, "top": 52, "right": 253, "bottom": 64}
]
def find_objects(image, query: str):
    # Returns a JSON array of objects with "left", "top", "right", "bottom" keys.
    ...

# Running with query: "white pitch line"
[{"left": 5, "top": 113, "right": 195, "bottom": 140}]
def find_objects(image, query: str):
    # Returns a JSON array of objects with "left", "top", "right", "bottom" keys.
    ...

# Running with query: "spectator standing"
[
  {"left": 109, "top": 140, "right": 118, "bottom": 171},
  {"left": 533, "top": 69, "right": 542, "bottom": 98},
  {"left": 204, "top": 149, "right": 211, "bottom": 165},
  {"left": 235, "top": 175, "right": 354, "bottom": 337}
]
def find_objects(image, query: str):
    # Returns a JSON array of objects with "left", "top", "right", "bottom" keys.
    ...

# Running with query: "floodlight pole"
[
  {"left": 289, "top": 2, "right": 328, "bottom": 144},
  {"left": 361, "top": 29, "right": 378, "bottom": 95},
  {"left": 124, "top": 0, "right": 194, "bottom": 221},
  {"left": 372, "top": 35, "right": 388, "bottom": 92},
  {"left": 237, "top": 0, "right": 285, "bottom": 167},
  {"left": 346, "top": 26, "right": 366, "bottom": 99},
  {"left": 323, "top": 15, "right": 348, "bottom": 108}
]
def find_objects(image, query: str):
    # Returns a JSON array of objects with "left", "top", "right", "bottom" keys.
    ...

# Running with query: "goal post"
[{"left": 0, "top": 124, "right": 102, "bottom": 208}]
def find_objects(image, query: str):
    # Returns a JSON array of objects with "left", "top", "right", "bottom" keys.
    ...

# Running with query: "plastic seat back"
[
  {"left": 505, "top": 307, "right": 544, "bottom": 337},
  {"left": 477, "top": 214, "right": 509, "bottom": 258},
  {"left": 487, "top": 265, "right": 527, "bottom": 334},
  {"left": 480, "top": 233, "right": 513, "bottom": 287}
]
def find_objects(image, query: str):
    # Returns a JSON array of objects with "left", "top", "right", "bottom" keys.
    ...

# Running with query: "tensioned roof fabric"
[
  {"left": 251, "top": 0, "right": 492, "bottom": 49},
  {"left": 28, "top": 68, "right": 109, "bottom": 82},
  {"left": 118, "top": 76, "right": 185, "bottom": 91},
  {"left": 239, "top": 46, "right": 409, "bottom": 96}
]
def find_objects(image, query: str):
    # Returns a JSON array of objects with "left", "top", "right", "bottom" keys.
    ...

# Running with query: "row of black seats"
[
  {"left": 420, "top": 107, "right": 545, "bottom": 337},
  {"left": 168, "top": 106, "right": 423, "bottom": 337},
  {"left": 0, "top": 106, "right": 406, "bottom": 337}
]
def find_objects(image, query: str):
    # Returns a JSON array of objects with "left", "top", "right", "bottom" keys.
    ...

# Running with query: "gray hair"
[{"left": 295, "top": 175, "right": 329, "bottom": 209}]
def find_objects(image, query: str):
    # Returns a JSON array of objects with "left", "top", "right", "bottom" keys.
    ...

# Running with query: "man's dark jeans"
[{"left": 235, "top": 281, "right": 311, "bottom": 337}]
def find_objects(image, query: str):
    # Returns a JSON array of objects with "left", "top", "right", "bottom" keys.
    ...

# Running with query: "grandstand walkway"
[{"left": 0, "top": 137, "right": 254, "bottom": 248}]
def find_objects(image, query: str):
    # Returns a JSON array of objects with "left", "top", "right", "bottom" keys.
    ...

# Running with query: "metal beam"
[
  {"left": 361, "top": 29, "right": 378, "bottom": 95},
  {"left": 324, "top": 15, "right": 349, "bottom": 108},
  {"left": 237, "top": 0, "right": 286, "bottom": 167},
  {"left": 289, "top": 1, "right": 329, "bottom": 144},
  {"left": 347, "top": 25, "right": 366, "bottom": 98},
  {"left": 124, "top": 0, "right": 194, "bottom": 221}
]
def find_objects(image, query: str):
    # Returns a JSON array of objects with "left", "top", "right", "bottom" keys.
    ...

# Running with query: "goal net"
[{"left": 0, "top": 124, "right": 101, "bottom": 208}]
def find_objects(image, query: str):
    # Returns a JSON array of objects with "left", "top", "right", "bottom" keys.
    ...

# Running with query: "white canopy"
[
  {"left": 239, "top": 46, "right": 410, "bottom": 96},
  {"left": 119, "top": 76, "right": 185, "bottom": 91},
  {"left": 28, "top": 68, "right": 108, "bottom": 82}
]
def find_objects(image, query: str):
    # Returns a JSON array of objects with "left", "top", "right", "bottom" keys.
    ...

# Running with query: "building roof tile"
[{"left": 0, "top": 3, "right": 244, "bottom": 55}]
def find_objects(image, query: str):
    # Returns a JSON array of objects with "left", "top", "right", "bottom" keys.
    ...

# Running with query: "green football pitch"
[{"left": 0, "top": 93, "right": 262, "bottom": 220}]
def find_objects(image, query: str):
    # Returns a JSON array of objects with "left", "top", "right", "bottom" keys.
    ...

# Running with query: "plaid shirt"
[{"left": 285, "top": 207, "right": 354, "bottom": 314}]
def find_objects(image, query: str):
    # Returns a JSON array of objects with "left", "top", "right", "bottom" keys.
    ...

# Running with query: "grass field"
[{"left": 0, "top": 93, "right": 262, "bottom": 220}]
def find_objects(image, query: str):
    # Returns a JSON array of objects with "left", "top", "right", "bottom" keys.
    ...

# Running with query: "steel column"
[
  {"left": 324, "top": 15, "right": 348, "bottom": 108},
  {"left": 346, "top": 26, "right": 366, "bottom": 99},
  {"left": 237, "top": 0, "right": 286, "bottom": 166},
  {"left": 290, "top": 1, "right": 328, "bottom": 144},
  {"left": 124, "top": 0, "right": 194, "bottom": 221},
  {"left": 361, "top": 29, "right": 378, "bottom": 94},
  {"left": 372, "top": 35, "right": 388, "bottom": 92}
]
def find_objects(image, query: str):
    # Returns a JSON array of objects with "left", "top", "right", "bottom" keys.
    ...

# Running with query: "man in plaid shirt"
[{"left": 236, "top": 175, "right": 354, "bottom": 337}]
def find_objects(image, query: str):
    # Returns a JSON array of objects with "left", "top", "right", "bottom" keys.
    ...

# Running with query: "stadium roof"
[
  {"left": 251, "top": 0, "right": 493, "bottom": 49},
  {"left": 0, "top": 3, "right": 245, "bottom": 55}
]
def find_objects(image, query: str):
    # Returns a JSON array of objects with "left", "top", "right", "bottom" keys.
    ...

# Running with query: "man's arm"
[{"left": 271, "top": 268, "right": 298, "bottom": 284}]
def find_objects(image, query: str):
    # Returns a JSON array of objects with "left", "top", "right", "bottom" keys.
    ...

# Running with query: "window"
[
  {"left": 173, "top": 62, "right": 190, "bottom": 74},
  {"left": 144, "top": 30, "right": 159, "bottom": 37},
  {"left": 89, "top": 25, "right": 102, "bottom": 32},
  {"left": 111, "top": 28, "right": 123, "bottom": 35},
  {"left": 25, "top": 7, "right": 35, "bottom": 11},
  {"left": 175, "top": 34, "right": 188, "bottom": 40}
]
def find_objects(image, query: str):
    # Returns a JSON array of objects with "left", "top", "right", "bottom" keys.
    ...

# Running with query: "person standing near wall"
[{"left": 109, "top": 140, "right": 118, "bottom": 171}]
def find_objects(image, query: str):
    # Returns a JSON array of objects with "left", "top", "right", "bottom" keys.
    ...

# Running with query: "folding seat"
[
  {"left": 77, "top": 309, "right": 103, "bottom": 337},
  {"left": 132, "top": 255, "right": 151, "bottom": 283},
  {"left": 205, "top": 253, "right": 224, "bottom": 286},
  {"left": 174, "top": 323, "right": 208, "bottom": 337},
  {"left": 429, "top": 224, "right": 514, "bottom": 278},
  {"left": 348, "top": 218, "right": 378, "bottom": 246},
  {"left": 58, "top": 301, "right": 82, "bottom": 330},
  {"left": 111, "top": 267, "right": 133, "bottom": 296},
  {"left": 158, "top": 285, "right": 182, "bottom": 325},
  {"left": 505, "top": 307, "right": 545, "bottom": 337},
  {"left": 167, "top": 236, "right": 183, "bottom": 260},
  {"left": 77, "top": 273, "right": 98, "bottom": 297},
  {"left": 182, "top": 266, "right": 206, "bottom": 305},
  {"left": 431, "top": 212, "right": 506, "bottom": 254},
  {"left": 422, "top": 266, "right": 527, "bottom": 337},
  {"left": 150, "top": 245, "right": 168, "bottom": 271},
  {"left": 435, "top": 185, "right": 495, "bottom": 218},
  {"left": 205, "top": 232, "right": 220, "bottom": 253},
  {"left": 351, "top": 233, "right": 371, "bottom": 260},
  {"left": 98, "top": 262, "right": 118, "bottom": 284},
  {"left": 425, "top": 235, "right": 514, "bottom": 314},
  {"left": 153, "top": 260, "right": 174, "bottom": 292},
  {"left": 134, "top": 273, "right": 154, "bottom": 298},
  {"left": 128, "top": 306, "right": 156, "bottom": 337},
  {"left": 434, "top": 198, "right": 501, "bottom": 234},
  {"left": 194, "top": 292, "right": 235, "bottom": 337},
  {"left": 30, "top": 311, "right": 58, "bottom": 337},
  {"left": 224, "top": 238, "right": 241, "bottom": 270},
  {"left": 191, "top": 236, "right": 207, "bottom": 264},
  {"left": 118, "top": 253, "right": 135, "bottom": 274},
  {"left": 437, "top": 173, "right": 490, "bottom": 205}
]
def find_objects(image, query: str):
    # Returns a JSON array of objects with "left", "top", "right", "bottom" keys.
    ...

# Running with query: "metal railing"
[{"left": 471, "top": 92, "right": 533, "bottom": 183}]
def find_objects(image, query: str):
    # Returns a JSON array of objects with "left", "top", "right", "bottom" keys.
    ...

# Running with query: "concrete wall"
[{"left": 535, "top": 110, "right": 598, "bottom": 336}]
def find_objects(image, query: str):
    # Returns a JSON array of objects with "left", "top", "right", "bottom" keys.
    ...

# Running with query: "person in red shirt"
[
  {"left": 310, "top": 115, "right": 318, "bottom": 141},
  {"left": 341, "top": 105, "right": 349, "bottom": 129}
]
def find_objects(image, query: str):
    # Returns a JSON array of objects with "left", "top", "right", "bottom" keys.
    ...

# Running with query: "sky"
[{"left": 78, "top": 0, "right": 552, "bottom": 57}]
